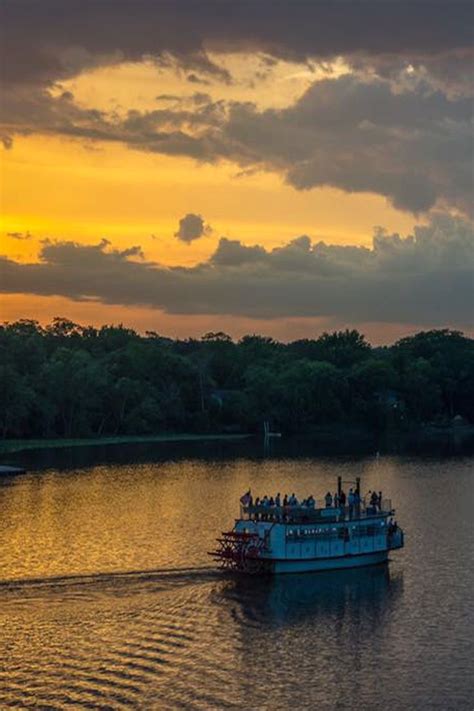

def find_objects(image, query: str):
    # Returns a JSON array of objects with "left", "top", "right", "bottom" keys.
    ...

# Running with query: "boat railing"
[{"left": 240, "top": 500, "right": 393, "bottom": 523}]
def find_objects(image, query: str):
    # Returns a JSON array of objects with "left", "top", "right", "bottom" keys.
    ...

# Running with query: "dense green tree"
[
  {"left": 394, "top": 330, "right": 474, "bottom": 421},
  {"left": 276, "top": 360, "right": 344, "bottom": 430},
  {"left": 41, "top": 348, "right": 107, "bottom": 436},
  {"left": 0, "top": 364, "right": 34, "bottom": 437},
  {"left": 349, "top": 358, "right": 400, "bottom": 429},
  {"left": 0, "top": 319, "right": 472, "bottom": 438},
  {"left": 399, "top": 358, "right": 442, "bottom": 422}
]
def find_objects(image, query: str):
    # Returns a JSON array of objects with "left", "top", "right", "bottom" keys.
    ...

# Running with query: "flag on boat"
[{"left": 240, "top": 490, "right": 251, "bottom": 506}]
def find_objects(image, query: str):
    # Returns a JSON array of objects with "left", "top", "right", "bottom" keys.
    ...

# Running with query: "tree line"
[{"left": 1, "top": 318, "right": 473, "bottom": 439}]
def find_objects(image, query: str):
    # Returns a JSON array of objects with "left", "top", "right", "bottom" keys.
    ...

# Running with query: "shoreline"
[
  {"left": 1, "top": 423, "right": 473, "bottom": 457},
  {"left": 0, "top": 433, "right": 252, "bottom": 455}
]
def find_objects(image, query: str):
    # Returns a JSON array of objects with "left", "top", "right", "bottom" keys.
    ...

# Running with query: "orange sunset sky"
[{"left": 1, "top": 2, "right": 473, "bottom": 342}]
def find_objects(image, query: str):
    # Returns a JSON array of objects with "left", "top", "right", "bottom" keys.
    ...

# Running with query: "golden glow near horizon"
[{"left": 1, "top": 56, "right": 421, "bottom": 336}]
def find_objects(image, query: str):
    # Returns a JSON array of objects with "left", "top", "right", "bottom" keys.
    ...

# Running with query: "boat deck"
[{"left": 241, "top": 501, "right": 393, "bottom": 525}]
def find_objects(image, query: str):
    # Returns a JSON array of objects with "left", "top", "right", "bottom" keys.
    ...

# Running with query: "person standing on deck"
[
  {"left": 325, "top": 492, "right": 333, "bottom": 508},
  {"left": 348, "top": 489, "right": 355, "bottom": 519},
  {"left": 354, "top": 489, "right": 361, "bottom": 517},
  {"left": 240, "top": 490, "right": 252, "bottom": 507},
  {"left": 253, "top": 498, "right": 260, "bottom": 520}
]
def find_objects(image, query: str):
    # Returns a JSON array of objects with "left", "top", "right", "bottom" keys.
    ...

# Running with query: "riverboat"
[{"left": 209, "top": 477, "right": 404, "bottom": 574}]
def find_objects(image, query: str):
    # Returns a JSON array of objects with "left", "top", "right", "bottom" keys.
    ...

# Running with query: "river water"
[{"left": 0, "top": 439, "right": 473, "bottom": 710}]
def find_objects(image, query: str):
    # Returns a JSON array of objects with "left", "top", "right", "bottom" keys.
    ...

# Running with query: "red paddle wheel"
[{"left": 209, "top": 530, "right": 268, "bottom": 573}]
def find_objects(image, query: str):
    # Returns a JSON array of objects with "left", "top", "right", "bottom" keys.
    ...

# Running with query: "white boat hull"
[{"left": 271, "top": 550, "right": 389, "bottom": 574}]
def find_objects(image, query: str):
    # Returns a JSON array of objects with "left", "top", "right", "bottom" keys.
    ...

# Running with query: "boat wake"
[
  {"left": 0, "top": 564, "right": 220, "bottom": 595},
  {"left": 0, "top": 564, "right": 241, "bottom": 710}
]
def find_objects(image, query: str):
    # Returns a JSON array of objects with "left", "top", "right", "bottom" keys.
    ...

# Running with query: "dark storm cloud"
[
  {"left": 1, "top": 214, "right": 472, "bottom": 328},
  {"left": 1, "top": 1, "right": 471, "bottom": 87},
  {"left": 216, "top": 76, "right": 473, "bottom": 214}
]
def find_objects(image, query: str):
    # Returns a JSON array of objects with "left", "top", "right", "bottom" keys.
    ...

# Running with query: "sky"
[{"left": 1, "top": 0, "right": 473, "bottom": 343}]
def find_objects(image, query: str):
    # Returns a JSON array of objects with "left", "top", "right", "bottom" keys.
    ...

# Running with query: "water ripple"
[{"left": 1, "top": 456, "right": 473, "bottom": 709}]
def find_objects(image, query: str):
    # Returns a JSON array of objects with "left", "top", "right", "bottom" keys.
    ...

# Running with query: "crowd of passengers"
[{"left": 241, "top": 489, "right": 384, "bottom": 521}]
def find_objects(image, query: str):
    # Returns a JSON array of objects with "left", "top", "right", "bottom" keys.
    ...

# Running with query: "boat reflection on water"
[
  {"left": 214, "top": 563, "right": 403, "bottom": 629},
  {"left": 209, "top": 565, "right": 405, "bottom": 708}
]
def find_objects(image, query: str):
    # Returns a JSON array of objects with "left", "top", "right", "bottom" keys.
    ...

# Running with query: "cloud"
[
  {"left": 1, "top": 213, "right": 472, "bottom": 329},
  {"left": 348, "top": 49, "right": 474, "bottom": 99},
  {"left": 7, "top": 231, "right": 33, "bottom": 240},
  {"left": 2, "top": 73, "right": 471, "bottom": 215},
  {"left": 1, "top": 1, "right": 471, "bottom": 89},
  {"left": 211, "top": 238, "right": 267, "bottom": 265},
  {"left": 187, "top": 74, "right": 210, "bottom": 86},
  {"left": 174, "top": 213, "right": 212, "bottom": 243},
  {"left": 1, "top": 2, "right": 472, "bottom": 216},
  {"left": 222, "top": 75, "right": 473, "bottom": 214}
]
